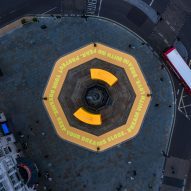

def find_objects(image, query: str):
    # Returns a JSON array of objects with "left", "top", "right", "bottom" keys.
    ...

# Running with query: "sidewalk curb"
[{"left": 0, "top": 16, "right": 33, "bottom": 38}]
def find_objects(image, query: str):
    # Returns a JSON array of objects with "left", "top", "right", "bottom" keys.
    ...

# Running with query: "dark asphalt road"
[
  {"left": 0, "top": 0, "right": 60, "bottom": 26},
  {"left": 0, "top": 0, "right": 191, "bottom": 159}
]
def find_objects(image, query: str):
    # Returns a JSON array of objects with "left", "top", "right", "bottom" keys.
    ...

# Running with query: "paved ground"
[
  {"left": 0, "top": 17, "right": 174, "bottom": 191},
  {"left": 1, "top": 0, "right": 191, "bottom": 189}
]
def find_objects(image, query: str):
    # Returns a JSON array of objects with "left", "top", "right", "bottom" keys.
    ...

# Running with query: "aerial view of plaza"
[{"left": 0, "top": 0, "right": 191, "bottom": 191}]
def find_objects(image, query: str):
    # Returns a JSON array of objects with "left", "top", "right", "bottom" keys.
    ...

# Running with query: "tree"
[
  {"left": 21, "top": 19, "right": 26, "bottom": 25},
  {"left": 32, "top": 17, "right": 38, "bottom": 22}
]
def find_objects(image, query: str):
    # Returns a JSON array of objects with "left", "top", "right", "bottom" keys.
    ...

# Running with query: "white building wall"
[{"left": 0, "top": 134, "right": 35, "bottom": 191}]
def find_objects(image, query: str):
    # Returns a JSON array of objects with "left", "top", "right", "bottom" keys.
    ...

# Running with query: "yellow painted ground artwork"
[{"left": 43, "top": 43, "right": 151, "bottom": 152}]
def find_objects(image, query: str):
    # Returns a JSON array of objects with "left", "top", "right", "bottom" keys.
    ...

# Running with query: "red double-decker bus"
[{"left": 163, "top": 47, "right": 191, "bottom": 94}]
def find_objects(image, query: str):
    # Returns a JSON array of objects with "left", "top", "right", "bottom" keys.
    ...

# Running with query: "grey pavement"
[{"left": 0, "top": 17, "right": 174, "bottom": 191}]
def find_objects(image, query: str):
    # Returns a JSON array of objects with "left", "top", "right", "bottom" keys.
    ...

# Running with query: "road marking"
[
  {"left": 41, "top": 7, "right": 57, "bottom": 15},
  {"left": 149, "top": 0, "right": 155, "bottom": 6},
  {"left": 87, "top": 0, "right": 97, "bottom": 15},
  {"left": 98, "top": 0, "right": 103, "bottom": 16},
  {"left": 177, "top": 60, "right": 191, "bottom": 120},
  {"left": 156, "top": 31, "right": 170, "bottom": 45},
  {"left": 165, "top": 20, "right": 170, "bottom": 25},
  {"left": 9, "top": 10, "right": 16, "bottom": 14},
  {"left": 158, "top": 32, "right": 164, "bottom": 38},
  {"left": 179, "top": 104, "right": 191, "bottom": 109},
  {"left": 170, "top": 26, "right": 175, "bottom": 32},
  {"left": 164, "top": 38, "right": 169, "bottom": 45},
  {"left": 177, "top": 89, "right": 180, "bottom": 95}
]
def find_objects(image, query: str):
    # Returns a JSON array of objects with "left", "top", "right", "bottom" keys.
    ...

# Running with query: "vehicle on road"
[{"left": 163, "top": 47, "right": 191, "bottom": 94}]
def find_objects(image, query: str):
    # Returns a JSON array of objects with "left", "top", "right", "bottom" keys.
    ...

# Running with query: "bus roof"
[{"left": 165, "top": 48, "right": 191, "bottom": 89}]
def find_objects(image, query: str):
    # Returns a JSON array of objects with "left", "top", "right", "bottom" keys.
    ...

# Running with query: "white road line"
[
  {"left": 166, "top": 65, "right": 177, "bottom": 155},
  {"left": 181, "top": 98, "right": 188, "bottom": 117},
  {"left": 180, "top": 104, "right": 191, "bottom": 109},
  {"left": 178, "top": 88, "right": 184, "bottom": 110},
  {"left": 189, "top": 60, "right": 191, "bottom": 67},
  {"left": 41, "top": 7, "right": 57, "bottom": 15},
  {"left": 149, "top": 0, "right": 155, "bottom": 6},
  {"left": 170, "top": 26, "right": 175, "bottom": 32},
  {"left": 87, "top": 0, "right": 97, "bottom": 15},
  {"left": 165, "top": 20, "right": 170, "bottom": 25},
  {"left": 164, "top": 19, "right": 177, "bottom": 33},
  {"left": 178, "top": 87, "right": 191, "bottom": 120},
  {"left": 98, "top": 0, "right": 103, "bottom": 16},
  {"left": 158, "top": 32, "right": 164, "bottom": 38},
  {"left": 9, "top": 10, "right": 16, "bottom": 14}
]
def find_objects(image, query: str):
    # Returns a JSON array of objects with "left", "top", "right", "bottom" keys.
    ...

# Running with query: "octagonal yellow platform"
[{"left": 43, "top": 43, "right": 151, "bottom": 152}]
